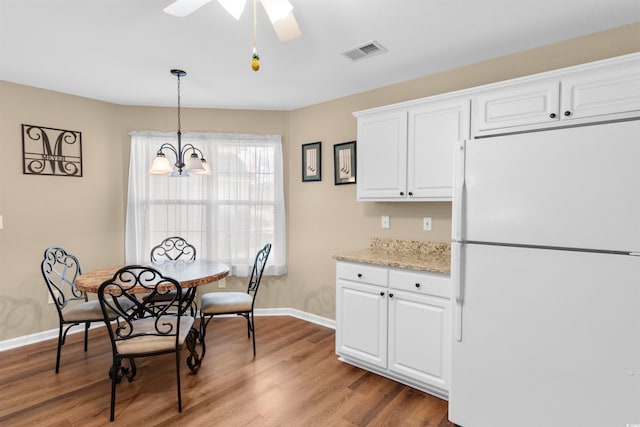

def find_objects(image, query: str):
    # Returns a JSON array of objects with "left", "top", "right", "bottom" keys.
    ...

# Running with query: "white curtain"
[{"left": 125, "top": 130, "right": 287, "bottom": 276}]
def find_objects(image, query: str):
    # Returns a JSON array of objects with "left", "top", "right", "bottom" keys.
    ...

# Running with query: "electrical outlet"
[
  {"left": 381, "top": 216, "right": 390, "bottom": 229},
  {"left": 218, "top": 279, "right": 226, "bottom": 288},
  {"left": 423, "top": 217, "right": 432, "bottom": 231},
  {"left": 0, "top": 215, "right": 3, "bottom": 229}
]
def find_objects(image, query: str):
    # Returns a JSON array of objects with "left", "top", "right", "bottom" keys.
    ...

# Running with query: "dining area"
[{"left": 35, "top": 238, "right": 271, "bottom": 422}]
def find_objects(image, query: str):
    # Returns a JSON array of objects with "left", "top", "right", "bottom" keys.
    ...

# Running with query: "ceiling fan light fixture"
[{"left": 217, "top": 0, "right": 247, "bottom": 19}]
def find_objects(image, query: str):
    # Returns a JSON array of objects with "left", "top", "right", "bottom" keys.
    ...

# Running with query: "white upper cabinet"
[
  {"left": 354, "top": 53, "right": 639, "bottom": 201},
  {"left": 356, "top": 109, "right": 408, "bottom": 200},
  {"left": 356, "top": 98, "right": 469, "bottom": 202},
  {"left": 472, "top": 80, "right": 560, "bottom": 134},
  {"left": 473, "top": 54, "right": 640, "bottom": 136},
  {"left": 561, "top": 61, "right": 640, "bottom": 121},
  {"left": 408, "top": 99, "right": 470, "bottom": 200}
]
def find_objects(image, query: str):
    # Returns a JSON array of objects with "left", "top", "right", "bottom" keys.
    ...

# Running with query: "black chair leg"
[
  {"left": 55, "top": 325, "right": 63, "bottom": 373},
  {"left": 199, "top": 315, "right": 209, "bottom": 358},
  {"left": 84, "top": 322, "right": 90, "bottom": 352},
  {"left": 110, "top": 358, "right": 119, "bottom": 421},
  {"left": 250, "top": 312, "right": 256, "bottom": 356},
  {"left": 176, "top": 351, "right": 182, "bottom": 412}
]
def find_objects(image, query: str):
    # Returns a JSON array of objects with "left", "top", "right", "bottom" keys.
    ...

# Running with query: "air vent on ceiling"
[{"left": 341, "top": 41, "right": 387, "bottom": 61}]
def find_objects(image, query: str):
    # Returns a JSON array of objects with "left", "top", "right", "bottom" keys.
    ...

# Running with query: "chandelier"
[{"left": 148, "top": 69, "right": 211, "bottom": 176}]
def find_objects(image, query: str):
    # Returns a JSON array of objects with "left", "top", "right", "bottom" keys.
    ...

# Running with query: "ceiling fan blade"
[
  {"left": 271, "top": 11, "right": 301, "bottom": 42},
  {"left": 217, "top": 0, "right": 247, "bottom": 20},
  {"left": 260, "top": 0, "right": 301, "bottom": 42},
  {"left": 164, "top": 0, "right": 213, "bottom": 17}
]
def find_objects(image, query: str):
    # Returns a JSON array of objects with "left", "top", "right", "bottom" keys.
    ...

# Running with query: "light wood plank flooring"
[{"left": 0, "top": 316, "right": 454, "bottom": 426}]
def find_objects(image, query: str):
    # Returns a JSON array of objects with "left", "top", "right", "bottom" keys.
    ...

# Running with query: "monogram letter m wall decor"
[{"left": 22, "top": 125, "right": 83, "bottom": 177}]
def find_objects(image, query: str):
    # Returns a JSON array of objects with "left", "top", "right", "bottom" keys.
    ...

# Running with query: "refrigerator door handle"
[
  {"left": 452, "top": 242, "right": 464, "bottom": 342},
  {"left": 452, "top": 139, "right": 466, "bottom": 241}
]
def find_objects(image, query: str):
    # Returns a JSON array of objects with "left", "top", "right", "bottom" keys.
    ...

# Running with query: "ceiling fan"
[{"left": 163, "top": 0, "right": 302, "bottom": 42}]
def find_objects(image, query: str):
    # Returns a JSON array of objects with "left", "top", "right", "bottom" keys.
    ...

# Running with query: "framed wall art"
[
  {"left": 333, "top": 140, "right": 356, "bottom": 185},
  {"left": 302, "top": 141, "right": 321, "bottom": 182},
  {"left": 22, "top": 124, "right": 83, "bottom": 177}
]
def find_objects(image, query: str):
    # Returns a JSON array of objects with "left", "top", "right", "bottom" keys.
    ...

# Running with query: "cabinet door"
[
  {"left": 336, "top": 279, "right": 388, "bottom": 369},
  {"left": 356, "top": 110, "right": 407, "bottom": 200},
  {"left": 388, "top": 289, "right": 450, "bottom": 391},
  {"left": 561, "top": 59, "right": 640, "bottom": 120},
  {"left": 473, "top": 80, "right": 560, "bottom": 135},
  {"left": 408, "top": 99, "right": 469, "bottom": 200}
]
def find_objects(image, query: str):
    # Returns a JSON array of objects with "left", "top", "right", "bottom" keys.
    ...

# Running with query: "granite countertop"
[{"left": 334, "top": 238, "right": 451, "bottom": 275}]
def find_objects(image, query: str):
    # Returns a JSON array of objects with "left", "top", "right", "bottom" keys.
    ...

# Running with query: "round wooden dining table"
[
  {"left": 75, "top": 259, "right": 230, "bottom": 293},
  {"left": 75, "top": 259, "right": 230, "bottom": 373}
]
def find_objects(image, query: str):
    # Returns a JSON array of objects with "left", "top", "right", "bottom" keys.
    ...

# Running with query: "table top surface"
[{"left": 75, "top": 259, "right": 230, "bottom": 293}]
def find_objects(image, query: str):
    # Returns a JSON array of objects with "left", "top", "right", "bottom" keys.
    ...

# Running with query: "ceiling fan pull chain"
[{"left": 251, "top": 0, "right": 260, "bottom": 71}]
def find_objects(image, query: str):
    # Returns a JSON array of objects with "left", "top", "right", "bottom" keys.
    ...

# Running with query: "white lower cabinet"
[
  {"left": 336, "top": 279, "right": 388, "bottom": 368},
  {"left": 336, "top": 261, "right": 451, "bottom": 399},
  {"left": 388, "top": 289, "right": 449, "bottom": 392}
]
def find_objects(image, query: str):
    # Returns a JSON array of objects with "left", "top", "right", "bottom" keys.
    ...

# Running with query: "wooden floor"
[{"left": 0, "top": 316, "right": 454, "bottom": 426}]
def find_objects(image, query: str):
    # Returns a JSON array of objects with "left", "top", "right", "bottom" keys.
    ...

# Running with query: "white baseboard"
[
  {"left": 254, "top": 308, "right": 335, "bottom": 330},
  {"left": 0, "top": 308, "right": 335, "bottom": 353}
]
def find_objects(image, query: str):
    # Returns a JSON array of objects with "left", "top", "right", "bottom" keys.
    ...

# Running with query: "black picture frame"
[
  {"left": 333, "top": 141, "right": 356, "bottom": 185},
  {"left": 302, "top": 141, "right": 321, "bottom": 182}
]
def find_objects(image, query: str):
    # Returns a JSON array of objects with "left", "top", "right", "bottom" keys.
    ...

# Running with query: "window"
[{"left": 125, "top": 131, "right": 286, "bottom": 276}]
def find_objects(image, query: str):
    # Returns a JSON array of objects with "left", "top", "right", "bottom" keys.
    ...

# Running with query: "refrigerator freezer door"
[
  {"left": 463, "top": 120, "right": 640, "bottom": 252},
  {"left": 449, "top": 243, "right": 640, "bottom": 427}
]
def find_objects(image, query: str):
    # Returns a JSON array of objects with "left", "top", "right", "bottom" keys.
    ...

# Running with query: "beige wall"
[
  {"left": 1, "top": 22, "right": 639, "bottom": 341},
  {"left": 0, "top": 83, "right": 123, "bottom": 339}
]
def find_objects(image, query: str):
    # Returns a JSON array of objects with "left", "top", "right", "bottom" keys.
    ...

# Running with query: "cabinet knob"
[
  {"left": 400, "top": 191, "right": 404, "bottom": 196},
  {"left": 389, "top": 293, "right": 394, "bottom": 298},
  {"left": 408, "top": 191, "right": 413, "bottom": 196},
  {"left": 415, "top": 283, "right": 421, "bottom": 288},
  {"left": 357, "top": 273, "right": 362, "bottom": 278},
  {"left": 380, "top": 291, "right": 385, "bottom": 296},
  {"left": 564, "top": 110, "right": 571, "bottom": 117},
  {"left": 549, "top": 113, "right": 556, "bottom": 118}
]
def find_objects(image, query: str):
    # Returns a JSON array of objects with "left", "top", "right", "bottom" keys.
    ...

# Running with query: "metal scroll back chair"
[
  {"left": 200, "top": 243, "right": 271, "bottom": 357},
  {"left": 41, "top": 246, "right": 108, "bottom": 373},
  {"left": 148, "top": 236, "right": 196, "bottom": 309},
  {"left": 150, "top": 236, "right": 196, "bottom": 262},
  {"left": 97, "top": 265, "right": 195, "bottom": 422}
]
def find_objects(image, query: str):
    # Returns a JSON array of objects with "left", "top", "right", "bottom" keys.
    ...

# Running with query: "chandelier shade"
[{"left": 148, "top": 69, "right": 211, "bottom": 177}]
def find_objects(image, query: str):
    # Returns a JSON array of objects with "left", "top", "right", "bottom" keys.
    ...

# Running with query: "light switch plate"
[
  {"left": 381, "top": 215, "right": 390, "bottom": 229},
  {"left": 423, "top": 217, "right": 432, "bottom": 231}
]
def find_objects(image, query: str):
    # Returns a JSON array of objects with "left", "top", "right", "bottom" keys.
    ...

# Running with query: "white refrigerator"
[{"left": 449, "top": 120, "right": 640, "bottom": 427}]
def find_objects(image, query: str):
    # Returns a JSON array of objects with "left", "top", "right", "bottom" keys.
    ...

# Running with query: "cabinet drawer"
[
  {"left": 389, "top": 269, "right": 450, "bottom": 299},
  {"left": 336, "top": 262, "right": 388, "bottom": 286}
]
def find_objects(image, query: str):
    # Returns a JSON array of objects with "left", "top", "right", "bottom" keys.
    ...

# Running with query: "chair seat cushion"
[
  {"left": 62, "top": 300, "right": 105, "bottom": 322},
  {"left": 63, "top": 298, "right": 134, "bottom": 322},
  {"left": 200, "top": 292, "right": 252, "bottom": 315},
  {"left": 115, "top": 315, "right": 195, "bottom": 355}
]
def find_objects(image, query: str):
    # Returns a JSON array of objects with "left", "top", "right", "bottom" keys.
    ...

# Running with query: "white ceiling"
[{"left": 1, "top": 0, "right": 639, "bottom": 110}]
